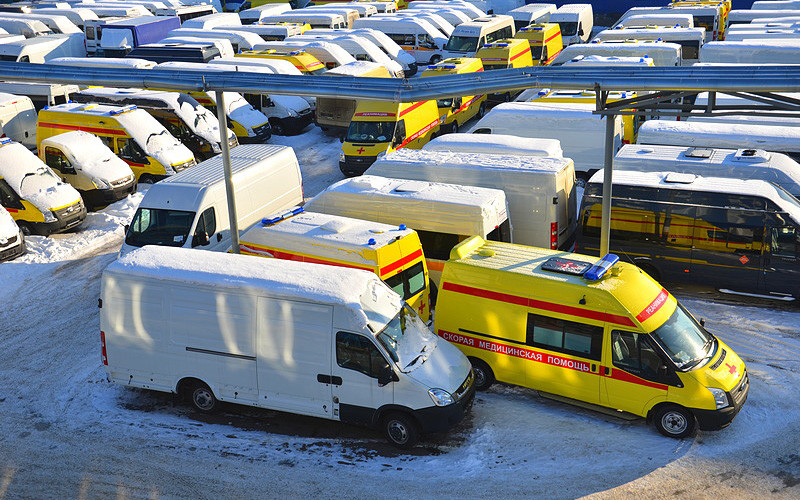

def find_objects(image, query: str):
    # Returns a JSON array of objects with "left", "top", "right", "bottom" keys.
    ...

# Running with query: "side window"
[
  {"left": 336, "top": 331, "right": 387, "bottom": 378},
  {"left": 611, "top": 330, "right": 669, "bottom": 383},
  {"left": 191, "top": 207, "right": 216, "bottom": 247},
  {"left": 771, "top": 226, "right": 799, "bottom": 259},
  {"left": 116, "top": 138, "right": 146, "bottom": 163},
  {"left": 383, "top": 261, "right": 425, "bottom": 300},
  {"left": 417, "top": 33, "right": 435, "bottom": 49},
  {"left": 417, "top": 229, "right": 460, "bottom": 260},
  {"left": 526, "top": 313, "right": 603, "bottom": 360},
  {"left": 394, "top": 119, "right": 406, "bottom": 143},
  {"left": 98, "top": 135, "right": 114, "bottom": 150},
  {"left": 44, "top": 147, "right": 75, "bottom": 175},
  {"left": 0, "top": 179, "right": 23, "bottom": 209},
  {"left": 17, "top": 56, "right": 29, "bottom": 63},
  {"left": 86, "top": 26, "right": 95, "bottom": 40}
]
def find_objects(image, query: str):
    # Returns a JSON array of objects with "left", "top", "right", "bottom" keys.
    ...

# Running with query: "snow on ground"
[{"left": 0, "top": 129, "right": 799, "bottom": 499}]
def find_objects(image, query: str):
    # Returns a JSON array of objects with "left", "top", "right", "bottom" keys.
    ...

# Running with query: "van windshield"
[
  {"left": 125, "top": 207, "right": 196, "bottom": 248},
  {"left": 18, "top": 167, "right": 61, "bottom": 198},
  {"left": 346, "top": 120, "right": 395, "bottom": 143},
  {"left": 376, "top": 303, "right": 437, "bottom": 373},
  {"left": 559, "top": 21, "right": 578, "bottom": 36},
  {"left": 444, "top": 35, "right": 479, "bottom": 52},
  {"left": 648, "top": 302, "right": 715, "bottom": 371}
]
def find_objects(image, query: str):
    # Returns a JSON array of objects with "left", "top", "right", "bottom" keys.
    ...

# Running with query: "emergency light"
[
  {"left": 583, "top": 254, "right": 620, "bottom": 281},
  {"left": 262, "top": 206, "right": 304, "bottom": 225}
]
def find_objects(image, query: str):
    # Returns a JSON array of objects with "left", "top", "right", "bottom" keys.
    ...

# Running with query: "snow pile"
[
  {"left": 424, "top": 133, "right": 564, "bottom": 157},
  {"left": 43, "top": 131, "right": 133, "bottom": 184},
  {"left": 0, "top": 142, "right": 80, "bottom": 212}
]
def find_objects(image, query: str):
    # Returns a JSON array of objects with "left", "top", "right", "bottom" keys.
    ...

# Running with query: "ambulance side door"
[{"left": 601, "top": 329, "right": 673, "bottom": 416}]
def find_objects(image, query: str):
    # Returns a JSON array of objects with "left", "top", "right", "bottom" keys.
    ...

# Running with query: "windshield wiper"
[{"left": 403, "top": 344, "right": 429, "bottom": 370}]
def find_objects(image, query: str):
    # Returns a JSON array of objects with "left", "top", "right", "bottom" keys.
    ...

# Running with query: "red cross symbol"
[
  {"left": 417, "top": 301, "right": 426, "bottom": 316},
  {"left": 356, "top": 147, "right": 366, "bottom": 154},
  {"left": 725, "top": 363, "right": 738, "bottom": 375}
]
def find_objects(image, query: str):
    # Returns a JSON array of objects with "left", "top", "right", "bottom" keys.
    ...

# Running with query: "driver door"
[
  {"left": 330, "top": 331, "right": 394, "bottom": 425},
  {"left": 43, "top": 147, "right": 81, "bottom": 187}
]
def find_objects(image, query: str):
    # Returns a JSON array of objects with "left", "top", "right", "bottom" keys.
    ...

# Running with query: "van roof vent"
[
  {"left": 733, "top": 149, "right": 770, "bottom": 163},
  {"left": 320, "top": 218, "right": 352, "bottom": 234},
  {"left": 684, "top": 147, "right": 713, "bottom": 158},
  {"left": 664, "top": 172, "right": 697, "bottom": 184},
  {"left": 394, "top": 181, "right": 427, "bottom": 193},
  {"left": 541, "top": 256, "right": 593, "bottom": 276}
]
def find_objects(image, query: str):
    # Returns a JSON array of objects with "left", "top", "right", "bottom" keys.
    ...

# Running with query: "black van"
[
  {"left": 126, "top": 42, "right": 221, "bottom": 63},
  {"left": 577, "top": 170, "right": 800, "bottom": 300}
]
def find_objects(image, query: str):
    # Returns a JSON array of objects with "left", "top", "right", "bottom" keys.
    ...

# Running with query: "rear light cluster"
[
  {"left": 100, "top": 331, "right": 108, "bottom": 366},
  {"left": 550, "top": 222, "right": 558, "bottom": 249}
]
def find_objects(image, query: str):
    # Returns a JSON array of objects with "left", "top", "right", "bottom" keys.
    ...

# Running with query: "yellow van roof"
[
  {"left": 450, "top": 237, "right": 677, "bottom": 331},
  {"left": 421, "top": 57, "right": 483, "bottom": 75}
]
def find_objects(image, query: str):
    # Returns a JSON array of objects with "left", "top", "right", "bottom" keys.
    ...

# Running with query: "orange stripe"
[
  {"left": 426, "top": 259, "right": 444, "bottom": 272},
  {"left": 510, "top": 46, "right": 531, "bottom": 61},
  {"left": 380, "top": 248, "right": 423, "bottom": 275},
  {"left": 545, "top": 31, "right": 561, "bottom": 43},
  {"left": 38, "top": 122, "right": 127, "bottom": 136}
]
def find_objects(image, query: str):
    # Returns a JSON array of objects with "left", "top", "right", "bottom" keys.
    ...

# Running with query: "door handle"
[
  {"left": 330, "top": 376, "right": 342, "bottom": 386},
  {"left": 604, "top": 367, "right": 610, "bottom": 375},
  {"left": 317, "top": 374, "right": 343, "bottom": 386}
]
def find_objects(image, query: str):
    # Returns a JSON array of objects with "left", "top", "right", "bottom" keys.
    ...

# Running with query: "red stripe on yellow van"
[
  {"left": 605, "top": 366, "right": 668, "bottom": 390},
  {"left": 546, "top": 31, "right": 562, "bottom": 43},
  {"left": 239, "top": 243, "right": 375, "bottom": 272},
  {"left": 6, "top": 208, "right": 18, "bottom": 213},
  {"left": 380, "top": 248, "right": 423, "bottom": 275},
  {"left": 510, "top": 46, "right": 531, "bottom": 61},
  {"left": 636, "top": 288, "right": 669, "bottom": 323},
  {"left": 398, "top": 100, "right": 426, "bottom": 117},
  {"left": 38, "top": 122, "right": 127, "bottom": 136},
  {"left": 442, "top": 281, "right": 637, "bottom": 327}
]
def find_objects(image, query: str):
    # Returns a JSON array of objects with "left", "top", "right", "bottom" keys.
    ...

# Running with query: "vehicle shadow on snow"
[{"left": 118, "top": 388, "right": 471, "bottom": 459}]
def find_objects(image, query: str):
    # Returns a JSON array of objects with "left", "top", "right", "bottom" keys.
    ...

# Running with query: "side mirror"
[
  {"left": 700, "top": 318, "right": 706, "bottom": 327},
  {"left": 193, "top": 232, "right": 210, "bottom": 247},
  {"left": 579, "top": 27, "right": 585, "bottom": 36},
  {"left": 123, "top": 224, "right": 129, "bottom": 232},
  {"left": 377, "top": 363, "right": 397, "bottom": 386},
  {"left": 339, "top": 135, "right": 345, "bottom": 143},
  {"left": 658, "top": 364, "right": 669, "bottom": 380}
]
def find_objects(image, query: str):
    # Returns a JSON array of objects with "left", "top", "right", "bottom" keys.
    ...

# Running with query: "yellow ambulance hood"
[{"left": 691, "top": 340, "right": 747, "bottom": 391}]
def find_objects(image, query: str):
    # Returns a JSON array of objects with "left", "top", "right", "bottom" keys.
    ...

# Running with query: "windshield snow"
[{"left": 376, "top": 303, "right": 437, "bottom": 373}]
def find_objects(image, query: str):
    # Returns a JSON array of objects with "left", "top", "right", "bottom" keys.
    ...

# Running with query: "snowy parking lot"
[{"left": 1, "top": 130, "right": 799, "bottom": 500}]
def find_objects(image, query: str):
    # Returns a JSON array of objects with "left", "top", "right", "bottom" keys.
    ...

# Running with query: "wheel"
[
  {"left": 653, "top": 405, "right": 696, "bottom": 439},
  {"left": 382, "top": 412, "right": 419, "bottom": 448},
  {"left": 17, "top": 222, "right": 32, "bottom": 236},
  {"left": 469, "top": 358, "right": 495, "bottom": 391},
  {"left": 450, "top": 121, "right": 459, "bottom": 134},
  {"left": 430, "top": 55, "right": 441, "bottom": 64},
  {"left": 271, "top": 121, "right": 284, "bottom": 136},
  {"left": 139, "top": 174, "right": 155, "bottom": 185},
  {"left": 189, "top": 382, "right": 218, "bottom": 413},
  {"left": 478, "top": 102, "right": 486, "bottom": 118}
]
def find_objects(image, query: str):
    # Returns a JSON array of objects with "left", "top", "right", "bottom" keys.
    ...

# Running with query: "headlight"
[
  {"left": 707, "top": 387, "right": 729, "bottom": 409},
  {"left": 45, "top": 211, "right": 58, "bottom": 223},
  {"left": 212, "top": 143, "right": 222, "bottom": 153},
  {"left": 339, "top": 151, "right": 346, "bottom": 162},
  {"left": 93, "top": 178, "right": 110, "bottom": 189},
  {"left": 428, "top": 388, "right": 454, "bottom": 407}
]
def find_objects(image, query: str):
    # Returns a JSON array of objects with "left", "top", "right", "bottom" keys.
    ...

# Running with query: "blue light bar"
[
  {"left": 262, "top": 206, "right": 304, "bottom": 225},
  {"left": 584, "top": 254, "right": 620, "bottom": 281},
  {"left": 0, "top": 137, "right": 12, "bottom": 146}
]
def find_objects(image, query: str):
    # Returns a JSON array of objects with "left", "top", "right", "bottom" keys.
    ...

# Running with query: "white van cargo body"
[
  {"left": 549, "top": 3, "right": 592, "bottom": 45},
  {"left": 638, "top": 119, "right": 800, "bottom": 163},
  {"left": 170, "top": 27, "right": 264, "bottom": 52},
  {"left": 366, "top": 149, "right": 577, "bottom": 249},
  {"left": 560, "top": 54, "right": 654, "bottom": 67},
  {"left": 352, "top": 17, "right": 447, "bottom": 64},
  {"left": 0, "top": 81, "right": 77, "bottom": 109},
  {"left": 47, "top": 56, "right": 156, "bottom": 69},
  {"left": 0, "top": 34, "right": 86, "bottom": 62},
  {"left": 614, "top": 144, "right": 800, "bottom": 199},
  {"left": 306, "top": 27, "right": 417, "bottom": 75},
  {"left": 508, "top": 3, "right": 556, "bottom": 31},
  {"left": 700, "top": 40, "right": 800, "bottom": 64},
  {"left": 591, "top": 27, "right": 705, "bottom": 63},
  {"left": 728, "top": 9, "right": 800, "bottom": 25},
  {"left": 551, "top": 41, "right": 682, "bottom": 66},
  {"left": 389, "top": 10, "right": 455, "bottom": 36},
  {"left": 259, "top": 12, "right": 348, "bottom": 29},
  {"left": 238, "top": 4, "right": 293, "bottom": 25},
  {"left": 472, "top": 102, "right": 624, "bottom": 178},
  {"left": 0, "top": 17, "right": 52, "bottom": 38},
  {"left": 614, "top": 13, "right": 694, "bottom": 29},
  {"left": 408, "top": 1, "right": 485, "bottom": 19},
  {"left": 289, "top": 33, "right": 404, "bottom": 76},
  {"left": 253, "top": 39, "right": 357, "bottom": 68},
  {"left": 35, "top": 8, "right": 99, "bottom": 31},
  {"left": 101, "top": 246, "right": 474, "bottom": 448},
  {"left": 423, "top": 132, "right": 563, "bottom": 157},
  {"left": 181, "top": 12, "right": 241, "bottom": 30},
  {"left": 120, "top": 144, "right": 303, "bottom": 256},
  {"left": 725, "top": 28, "right": 800, "bottom": 41},
  {"left": 752, "top": 0, "right": 800, "bottom": 9},
  {"left": 159, "top": 36, "right": 234, "bottom": 58},
  {"left": 405, "top": 7, "right": 471, "bottom": 28},
  {"left": 219, "top": 23, "right": 306, "bottom": 42},
  {"left": 304, "top": 174, "right": 510, "bottom": 286},
  {"left": 0, "top": 93, "right": 36, "bottom": 149}
]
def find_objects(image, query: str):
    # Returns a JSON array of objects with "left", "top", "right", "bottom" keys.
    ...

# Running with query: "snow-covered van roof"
[
  {"left": 589, "top": 169, "right": 800, "bottom": 223},
  {"left": 40, "top": 131, "right": 133, "bottom": 184},
  {"left": 593, "top": 26, "right": 706, "bottom": 41},
  {"left": 614, "top": 143, "right": 800, "bottom": 197},
  {"left": 323, "top": 60, "right": 386, "bottom": 76},
  {"left": 479, "top": 101, "right": 604, "bottom": 121},
  {"left": 47, "top": 56, "right": 156, "bottom": 68},
  {"left": 423, "top": 133, "right": 563, "bottom": 157},
  {"left": 0, "top": 139, "right": 80, "bottom": 212},
  {"left": 305, "top": 174, "right": 508, "bottom": 236},
  {"left": 211, "top": 57, "right": 303, "bottom": 75},
  {"left": 551, "top": 41, "right": 682, "bottom": 66},
  {"left": 107, "top": 246, "right": 402, "bottom": 333},
  {"left": 638, "top": 119, "right": 800, "bottom": 153},
  {"left": 615, "top": 13, "right": 695, "bottom": 28},
  {"left": 372, "top": 148, "right": 572, "bottom": 174},
  {"left": 561, "top": 54, "right": 654, "bottom": 66},
  {"left": 700, "top": 40, "right": 800, "bottom": 64}
]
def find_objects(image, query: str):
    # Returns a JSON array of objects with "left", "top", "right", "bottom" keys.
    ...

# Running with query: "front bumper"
[
  {"left": 339, "top": 155, "right": 378, "bottom": 177},
  {"left": 0, "top": 234, "right": 25, "bottom": 262},
  {"left": 31, "top": 202, "right": 87, "bottom": 236},
  {"left": 239, "top": 123, "right": 272, "bottom": 143},
  {"left": 272, "top": 112, "right": 314, "bottom": 135},
  {"left": 411, "top": 371, "right": 475, "bottom": 434},
  {"left": 694, "top": 371, "right": 750, "bottom": 431},
  {"left": 80, "top": 181, "right": 137, "bottom": 210}
]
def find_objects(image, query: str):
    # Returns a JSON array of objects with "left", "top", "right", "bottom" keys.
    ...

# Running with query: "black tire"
[
  {"left": 17, "top": 222, "right": 32, "bottom": 236},
  {"left": 469, "top": 358, "right": 495, "bottom": 391},
  {"left": 430, "top": 55, "right": 442, "bottom": 64},
  {"left": 653, "top": 405, "right": 696, "bottom": 439},
  {"left": 451, "top": 121, "right": 459, "bottom": 134},
  {"left": 189, "top": 382, "right": 218, "bottom": 413},
  {"left": 271, "top": 121, "right": 284, "bottom": 136},
  {"left": 382, "top": 412, "right": 419, "bottom": 448},
  {"left": 478, "top": 101, "right": 486, "bottom": 118},
  {"left": 139, "top": 174, "right": 155, "bottom": 185}
]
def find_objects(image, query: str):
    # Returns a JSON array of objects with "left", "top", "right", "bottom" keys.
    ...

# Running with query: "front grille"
[
  {"left": 54, "top": 203, "right": 82, "bottom": 219},
  {"left": 453, "top": 370, "right": 474, "bottom": 401},
  {"left": 342, "top": 155, "right": 378, "bottom": 175},
  {"left": 173, "top": 158, "right": 196, "bottom": 172},
  {"left": 710, "top": 348, "right": 727, "bottom": 371},
  {"left": 731, "top": 370, "right": 749, "bottom": 407},
  {"left": 110, "top": 176, "right": 132, "bottom": 188},
  {"left": 0, "top": 241, "right": 23, "bottom": 261},
  {"left": 228, "top": 136, "right": 239, "bottom": 149},
  {"left": 0, "top": 234, "right": 18, "bottom": 248}
]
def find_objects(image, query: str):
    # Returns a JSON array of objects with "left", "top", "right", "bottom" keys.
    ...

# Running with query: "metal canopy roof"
[{"left": 2, "top": 62, "right": 800, "bottom": 101}]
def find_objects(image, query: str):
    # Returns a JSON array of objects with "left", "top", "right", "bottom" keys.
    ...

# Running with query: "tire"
[
  {"left": 653, "top": 405, "right": 696, "bottom": 439},
  {"left": 139, "top": 174, "right": 155, "bottom": 185},
  {"left": 189, "top": 382, "right": 218, "bottom": 413},
  {"left": 478, "top": 102, "right": 486, "bottom": 118},
  {"left": 430, "top": 55, "right": 441, "bottom": 64},
  {"left": 17, "top": 222, "right": 32, "bottom": 236},
  {"left": 450, "top": 122, "right": 459, "bottom": 134},
  {"left": 382, "top": 412, "right": 419, "bottom": 448},
  {"left": 271, "top": 121, "right": 284, "bottom": 136},
  {"left": 469, "top": 358, "right": 495, "bottom": 391}
]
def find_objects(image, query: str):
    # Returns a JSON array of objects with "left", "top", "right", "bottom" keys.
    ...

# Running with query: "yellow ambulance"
[
  {"left": 236, "top": 49, "right": 327, "bottom": 75},
  {"left": 339, "top": 99, "right": 440, "bottom": 176},
  {"left": 513, "top": 23, "right": 563, "bottom": 65},
  {"left": 37, "top": 103, "right": 197, "bottom": 184},
  {"left": 239, "top": 207, "right": 431, "bottom": 321},
  {"left": 435, "top": 236, "right": 749, "bottom": 438},
  {"left": 475, "top": 38, "right": 533, "bottom": 70},
  {"left": 420, "top": 58, "right": 487, "bottom": 134}
]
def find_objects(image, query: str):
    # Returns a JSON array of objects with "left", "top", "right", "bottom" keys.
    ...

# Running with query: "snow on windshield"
[
  {"left": 376, "top": 303, "right": 437, "bottom": 373},
  {"left": 49, "top": 131, "right": 133, "bottom": 183},
  {"left": 115, "top": 109, "right": 193, "bottom": 167}
]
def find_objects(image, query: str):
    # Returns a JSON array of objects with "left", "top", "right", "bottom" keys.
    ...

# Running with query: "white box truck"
[
  {"left": 100, "top": 246, "right": 475, "bottom": 448},
  {"left": 366, "top": 149, "right": 577, "bottom": 249},
  {"left": 120, "top": 144, "right": 303, "bottom": 256}
]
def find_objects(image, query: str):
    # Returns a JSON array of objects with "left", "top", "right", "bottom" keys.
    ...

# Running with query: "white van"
[
  {"left": 472, "top": 102, "right": 624, "bottom": 179},
  {"left": 181, "top": 12, "right": 242, "bottom": 30},
  {"left": 404, "top": 7, "right": 472, "bottom": 28},
  {"left": 550, "top": 40, "right": 682, "bottom": 67},
  {"left": 408, "top": 1, "right": 485, "bottom": 19},
  {"left": 352, "top": 17, "right": 447, "bottom": 64},
  {"left": 297, "top": 7, "right": 360, "bottom": 28},
  {"left": 366, "top": 149, "right": 577, "bottom": 249},
  {"left": 253, "top": 39, "right": 356, "bottom": 69},
  {"left": 390, "top": 10, "right": 455, "bottom": 36},
  {"left": 0, "top": 205, "right": 25, "bottom": 262},
  {"left": 727, "top": 9, "right": 800, "bottom": 25},
  {"left": 39, "top": 131, "right": 136, "bottom": 210},
  {"left": 101, "top": 245, "right": 474, "bottom": 448},
  {"left": 423, "top": 132, "right": 563, "bottom": 157},
  {"left": 0, "top": 81, "right": 77, "bottom": 110},
  {"left": 120, "top": 144, "right": 303, "bottom": 256},
  {"left": 0, "top": 12, "right": 82, "bottom": 35},
  {"left": 306, "top": 27, "right": 418, "bottom": 75},
  {"left": 725, "top": 28, "right": 800, "bottom": 41},
  {"left": 591, "top": 27, "right": 705, "bottom": 63},
  {"left": 259, "top": 12, "right": 348, "bottom": 29},
  {"left": 238, "top": 4, "right": 293, "bottom": 25},
  {"left": 0, "top": 17, "right": 52, "bottom": 38},
  {"left": 159, "top": 36, "right": 234, "bottom": 58},
  {"left": 441, "top": 14, "right": 514, "bottom": 57},
  {"left": 170, "top": 27, "right": 264, "bottom": 52},
  {"left": 48, "top": 56, "right": 156, "bottom": 70},
  {"left": 560, "top": 54, "right": 654, "bottom": 67},
  {"left": 0, "top": 34, "right": 85, "bottom": 62},
  {"left": 549, "top": 3, "right": 593, "bottom": 45},
  {"left": 638, "top": 119, "right": 800, "bottom": 163},
  {"left": 700, "top": 39, "right": 800, "bottom": 64},
  {"left": 0, "top": 93, "right": 36, "bottom": 149},
  {"left": 220, "top": 23, "right": 306, "bottom": 42},
  {"left": 304, "top": 174, "right": 511, "bottom": 287},
  {"left": 289, "top": 33, "right": 404, "bottom": 76},
  {"left": 35, "top": 8, "right": 99, "bottom": 31},
  {"left": 613, "top": 13, "right": 694, "bottom": 29},
  {"left": 508, "top": 3, "right": 555, "bottom": 31},
  {"left": 613, "top": 143, "right": 800, "bottom": 199}
]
